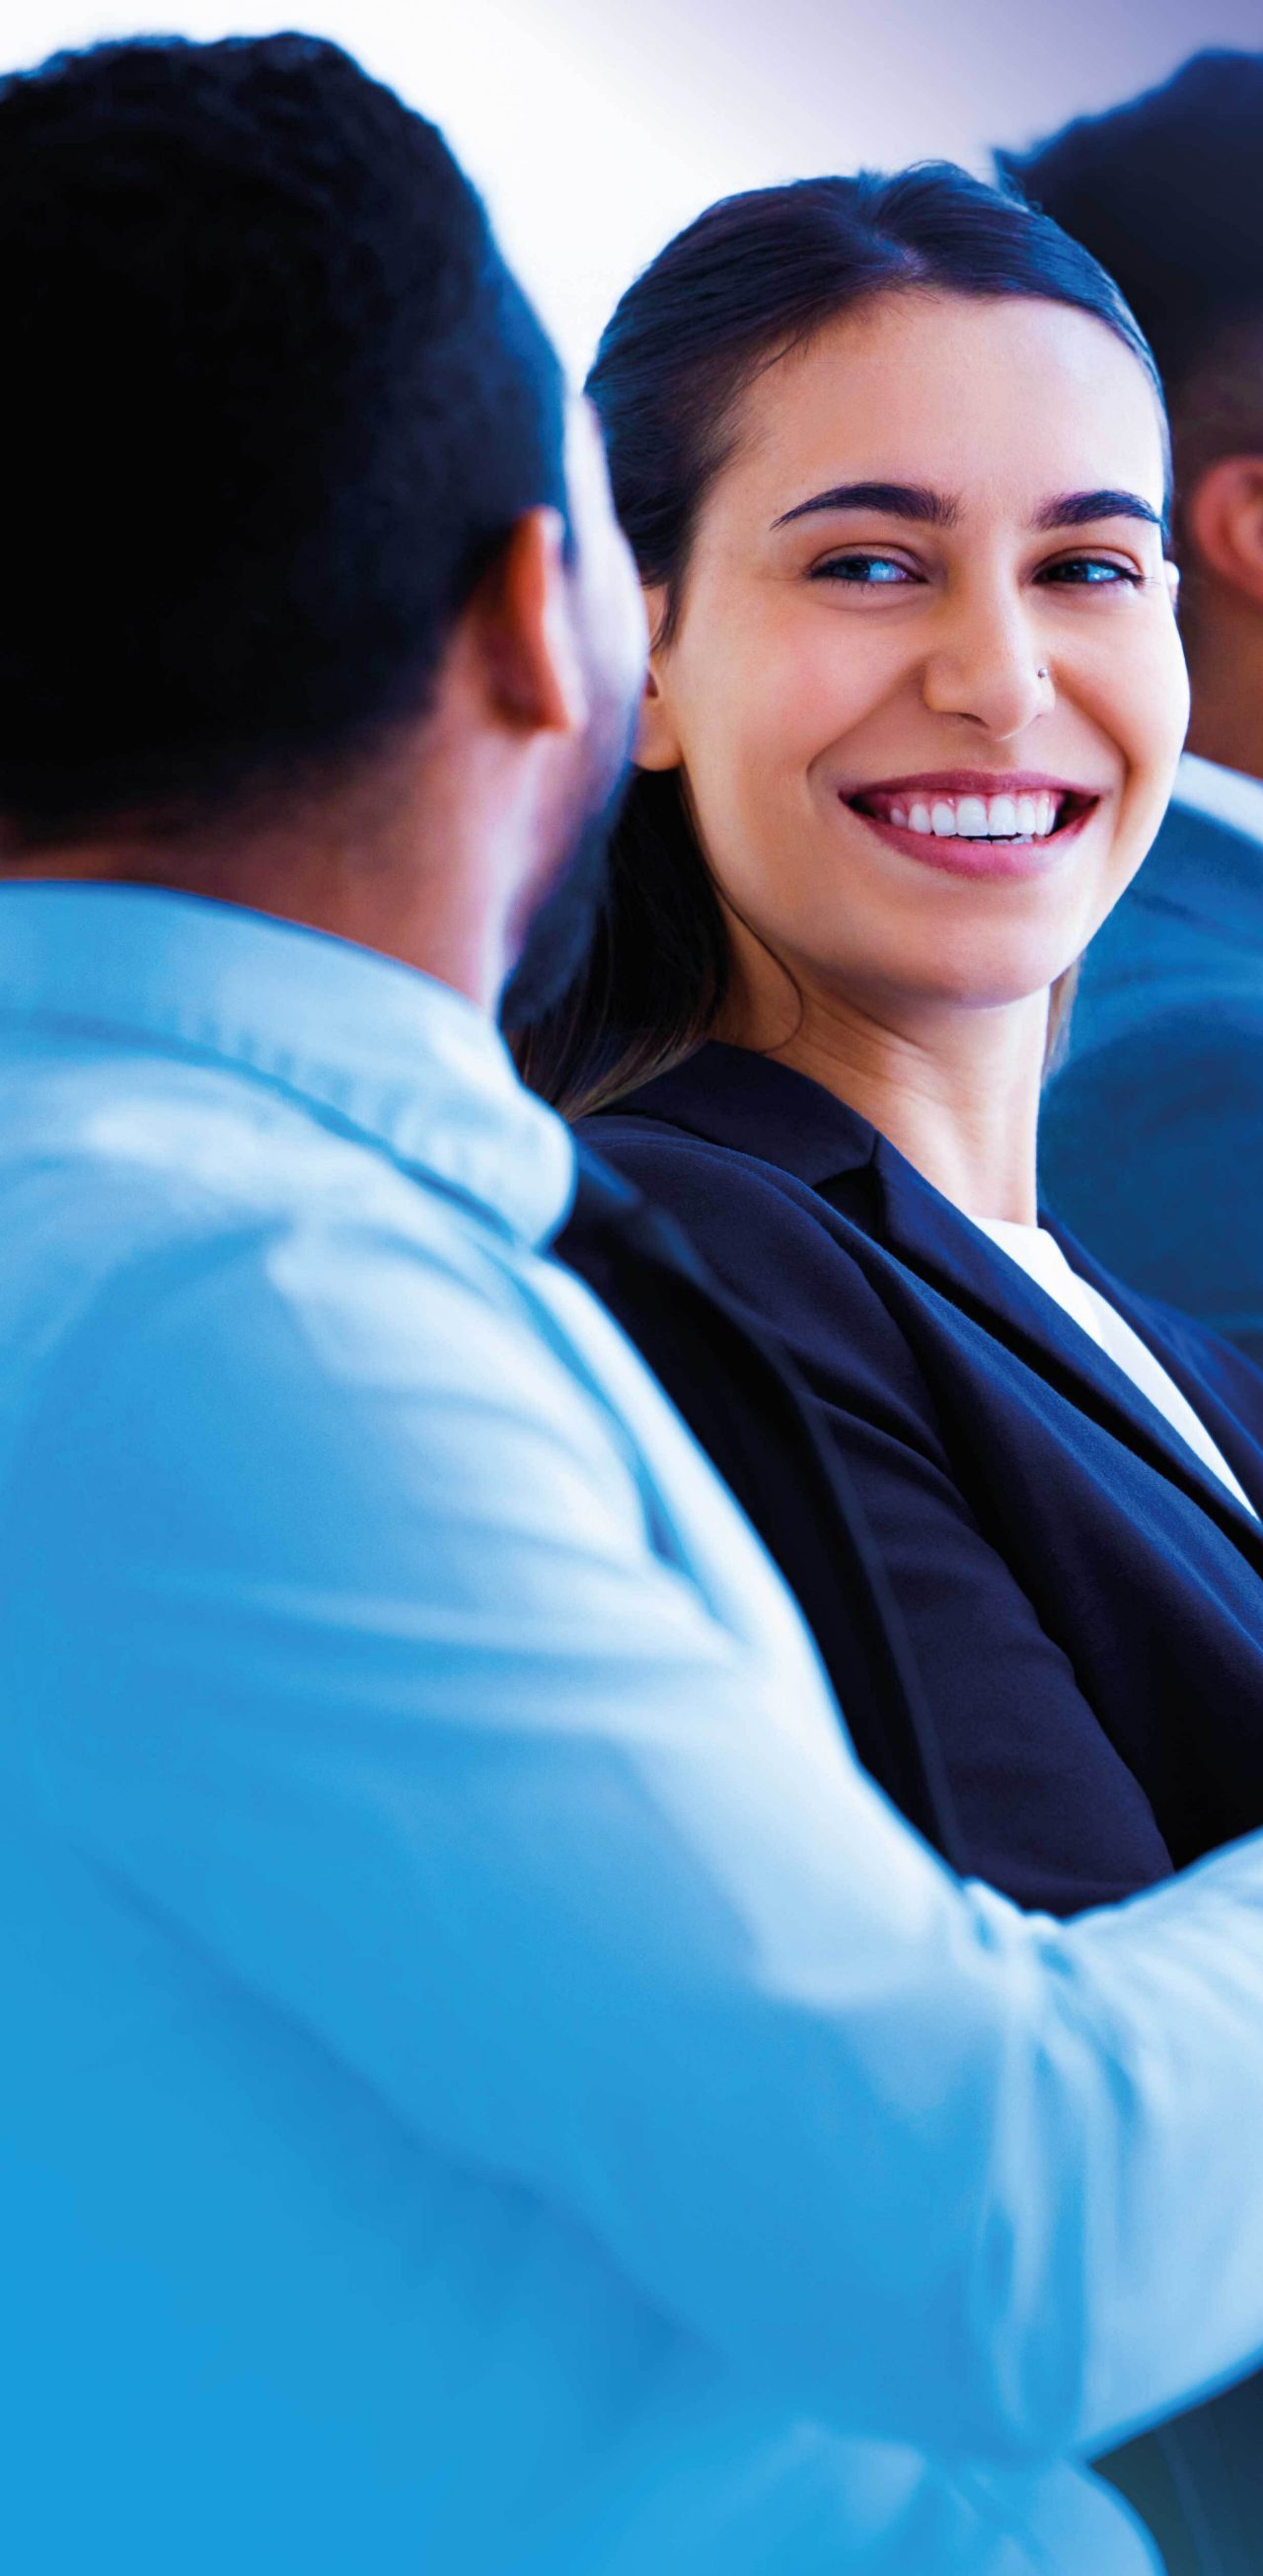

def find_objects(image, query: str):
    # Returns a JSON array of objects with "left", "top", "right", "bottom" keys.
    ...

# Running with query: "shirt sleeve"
[{"left": 15, "top": 1203, "right": 1263, "bottom": 2471}]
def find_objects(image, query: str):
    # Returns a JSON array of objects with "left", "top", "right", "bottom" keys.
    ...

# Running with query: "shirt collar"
[
  {"left": 604, "top": 1041, "right": 877, "bottom": 1188},
  {"left": 0, "top": 881, "right": 575, "bottom": 1247},
  {"left": 1173, "top": 750, "right": 1263, "bottom": 846}
]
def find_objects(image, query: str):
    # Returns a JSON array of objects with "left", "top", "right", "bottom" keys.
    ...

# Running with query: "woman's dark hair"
[{"left": 512, "top": 163, "right": 1166, "bottom": 1116}]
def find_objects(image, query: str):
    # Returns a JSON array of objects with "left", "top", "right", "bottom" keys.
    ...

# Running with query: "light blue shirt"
[{"left": 8, "top": 882, "right": 1263, "bottom": 2574}]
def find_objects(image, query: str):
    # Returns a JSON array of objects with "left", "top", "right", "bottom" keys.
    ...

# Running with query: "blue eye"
[
  {"left": 1040, "top": 556, "right": 1142, "bottom": 587},
  {"left": 810, "top": 552, "right": 916, "bottom": 586}
]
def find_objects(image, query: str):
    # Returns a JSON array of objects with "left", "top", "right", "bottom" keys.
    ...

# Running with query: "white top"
[
  {"left": 976, "top": 1215, "right": 1256, "bottom": 1517},
  {"left": 1174, "top": 748, "right": 1263, "bottom": 845}
]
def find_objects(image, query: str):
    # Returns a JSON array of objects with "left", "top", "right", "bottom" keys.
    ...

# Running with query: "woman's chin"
[{"left": 811, "top": 951, "right": 1082, "bottom": 1025}]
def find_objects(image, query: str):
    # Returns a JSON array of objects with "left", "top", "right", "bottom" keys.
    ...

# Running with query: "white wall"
[{"left": 4, "top": 0, "right": 1261, "bottom": 373}]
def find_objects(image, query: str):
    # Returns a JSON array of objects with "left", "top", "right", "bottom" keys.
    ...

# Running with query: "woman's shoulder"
[
  {"left": 581, "top": 1105, "right": 826, "bottom": 1208},
  {"left": 578, "top": 1107, "right": 866, "bottom": 1271},
  {"left": 575, "top": 1107, "right": 929, "bottom": 1401}
]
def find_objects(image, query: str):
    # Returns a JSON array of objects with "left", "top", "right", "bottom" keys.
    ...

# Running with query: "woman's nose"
[{"left": 920, "top": 596, "right": 1053, "bottom": 737}]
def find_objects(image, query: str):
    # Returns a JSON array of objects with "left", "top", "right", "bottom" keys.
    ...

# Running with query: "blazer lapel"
[
  {"left": 1047, "top": 1214, "right": 1263, "bottom": 1514},
  {"left": 610, "top": 1041, "right": 1263, "bottom": 1562},
  {"left": 857, "top": 1137, "right": 1263, "bottom": 1565}
]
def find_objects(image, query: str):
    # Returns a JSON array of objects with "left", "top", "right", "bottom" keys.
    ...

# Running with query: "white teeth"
[{"left": 866, "top": 786, "right": 1068, "bottom": 840}]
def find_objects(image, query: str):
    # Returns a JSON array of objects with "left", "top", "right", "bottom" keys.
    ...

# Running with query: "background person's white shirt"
[
  {"left": 977, "top": 1215, "right": 1257, "bottom": 1516},
  {"left": 1175, "top": 748, "right": 1263, "bottom": 843},
  {"left": 16, "top": 884, "right": 1263, "bottom": 2572}
]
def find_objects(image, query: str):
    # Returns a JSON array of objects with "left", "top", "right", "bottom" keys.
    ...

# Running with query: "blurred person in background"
[
  {"left": 16, "top": 32, "right": 1263, "bottom": 2576},
  {"left": 1005, "top": 53, "right": 1263, "bottom": 1362}
]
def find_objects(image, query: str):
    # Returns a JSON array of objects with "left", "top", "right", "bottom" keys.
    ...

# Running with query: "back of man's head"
[
  {"left": 1002, "top": 52, "right": 1263, "bottom": 436},
  {"left": 0, "top": 32, "right": 567, "bottom": 846},
  {"left": 1003, "top": 51, "right": 1263, "bottom": 521},
  {"left": 1003, "top": 52, "right": 1263, "bottom": 768}
]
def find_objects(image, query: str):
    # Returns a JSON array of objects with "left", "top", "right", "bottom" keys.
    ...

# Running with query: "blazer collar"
[
  {"left": 613, "top": 1041, "right": 1263, "bottom": 1557},
  {"left": 1039, "top": 1209, "right": 1263, "bottom": 1523},
  {"left": 868, "top": 1132, "right": 1263, "bottom": 1557},
  {"left": 612, "top": 1041, "right": 877, "bottom": 1186}
]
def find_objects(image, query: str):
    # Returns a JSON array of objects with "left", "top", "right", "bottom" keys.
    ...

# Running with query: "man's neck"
[
  {"left": 0, "top": 802, "right": 506, "bottom": 1012},
  {"left": 1183, "top": 614, "right": 1263, "bottom": 786},
  {"left": 1185, "top": 713, "right": 1263, "bottom": 787}
]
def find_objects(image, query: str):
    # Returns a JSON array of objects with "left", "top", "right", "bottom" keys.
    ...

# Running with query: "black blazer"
[
  {"left": 576, "top": 1042, "right": 1263, "bottom": 1917},
  {"left": 559, "top": 1149, "right": 963, "bottom": 1867}
]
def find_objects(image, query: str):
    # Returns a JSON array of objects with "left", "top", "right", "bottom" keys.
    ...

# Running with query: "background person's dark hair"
[
  {"left": 1001, "top": 50, "right": 1263, "bottom": 527},
  {"left": 512, "top": 164, "right": 1165, "bottom": 1120},
  {"left": 0, "top": 31, "right": 566, "bottom": 845}
]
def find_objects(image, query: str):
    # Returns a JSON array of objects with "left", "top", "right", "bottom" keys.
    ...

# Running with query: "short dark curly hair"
[
  {"left": 1001, "top": 50, "right": 1263, "bottom": 493},
  {"left": 0, "top": 32, "right": 566, "bottom": 845}
]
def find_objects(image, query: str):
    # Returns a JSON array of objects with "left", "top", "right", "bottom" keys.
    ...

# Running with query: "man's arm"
[{"left": 15, "top": 1208, "right": 1263, "bottom": 2469}]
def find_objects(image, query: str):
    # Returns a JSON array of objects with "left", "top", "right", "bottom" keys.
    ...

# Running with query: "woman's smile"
[{"left": 841, "top": 768, "right": 1106, "bottom": 881}]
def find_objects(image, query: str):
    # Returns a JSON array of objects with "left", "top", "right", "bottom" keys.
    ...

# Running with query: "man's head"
[
  {"left": 1003, "top": 51, "right": 1263, "bottom": 780},
  {"left": 0, "top": 33, "right": 644, "bottom": 1004}
]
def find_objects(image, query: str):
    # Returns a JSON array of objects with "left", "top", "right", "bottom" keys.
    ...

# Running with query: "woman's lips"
[{"left": 841, "top": 784, "right": 1100, "bottom": 881}]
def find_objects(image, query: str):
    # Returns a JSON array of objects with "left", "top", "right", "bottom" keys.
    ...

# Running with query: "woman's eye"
[
  {"left": 1038, "top": 555, "right": 1143, "bottom": 589},
  {"left": 809, "top": 552, "right": 918, "bottom": 587}
]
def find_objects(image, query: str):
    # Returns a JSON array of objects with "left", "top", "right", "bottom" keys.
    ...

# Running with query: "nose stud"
[{"left": 1036, "top": 665, "right": 1050, "bottom": 682}]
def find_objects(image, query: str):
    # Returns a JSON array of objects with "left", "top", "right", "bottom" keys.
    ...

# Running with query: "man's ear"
[
  {"left": 633, "top": 583, "right": 683, "bottom": 771},
  {"left": 1184, "top": 456, "right": 1263, "bottom": 612},
  {"left": 477, "top": 506, "right": 588, "bottom": 736}
]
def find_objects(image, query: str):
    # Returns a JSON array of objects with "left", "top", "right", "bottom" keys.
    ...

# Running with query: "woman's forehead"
[{"left": 723, "top": 291, "right": 1167, "bottom": 521}]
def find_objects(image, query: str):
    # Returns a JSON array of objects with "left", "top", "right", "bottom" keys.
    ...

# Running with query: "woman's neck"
[{"left": 720, "top": 968, "right": 1048, "bottom": 1225}]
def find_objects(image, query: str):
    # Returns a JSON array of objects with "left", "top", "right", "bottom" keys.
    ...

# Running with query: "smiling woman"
[
  {"left": 627, "top": 283, "right": 1185, "bottom": 1169},
  {"left": 514, "top": 169, "right": 1182, "bottom": 1135},
  {"left": 512, "top": 164, "right": 1263, "bottom": 1955}
]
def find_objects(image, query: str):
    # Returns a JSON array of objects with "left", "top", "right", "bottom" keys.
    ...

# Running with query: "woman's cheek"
[{"left": 1126, "top": 611, "right": 1191, "bottom": 766}]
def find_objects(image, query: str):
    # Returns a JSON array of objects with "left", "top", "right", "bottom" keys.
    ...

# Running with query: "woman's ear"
[
  {"left": 1184, "top": 455, "right": 1263, "bottom": 612},
  {"left": 633, "top": 584, "right": 683, "bottom": 771}
]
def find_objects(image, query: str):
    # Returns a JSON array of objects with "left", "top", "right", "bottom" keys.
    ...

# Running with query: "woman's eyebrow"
[
  {"left": 1030, "top": 489, "right": 1164, "bottom": 532},
  {"left": 771, "top": 480, "right": 958, "bottom": 531},
  {"left": 770, "top": 481, "right": 1167, "bottom": 539}
]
